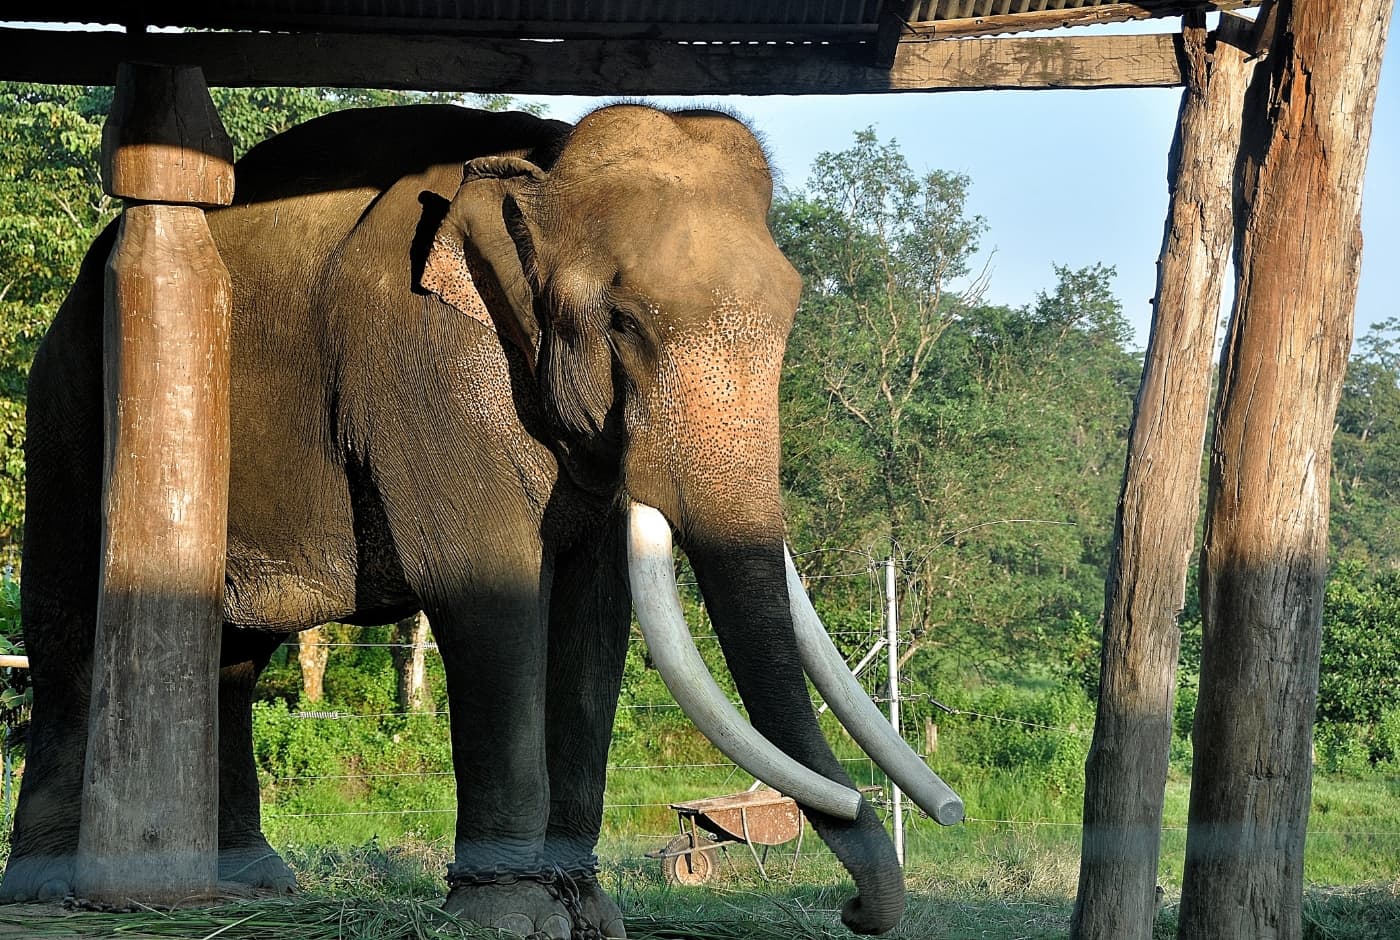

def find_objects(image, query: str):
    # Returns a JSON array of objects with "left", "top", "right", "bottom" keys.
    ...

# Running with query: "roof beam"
[
  {"left": 902, "top": 1, "right": 1259, "bottom": 39},
  {"left": 0, "top": 27, "right": 1188, "bottom": 94}
]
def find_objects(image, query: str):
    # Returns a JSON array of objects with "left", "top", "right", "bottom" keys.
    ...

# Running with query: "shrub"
[
  {"left": 1319, "top": 562, "right": 1400, "bottom": 730},
  {"left": 939, "top": 682, "right": 1094, "bottom": 796},
  {"left": 0, "top": 567, "right": 27, "bottom": 731},
  {"left": 1375, "top": 707, "right": 1400, "bottom": 767},
  {"left": 252, "top": 699, "right": 353, "bottom": 782},
  {"left": 1314, "top": 723, "right": 1375, "bottom": 778}
]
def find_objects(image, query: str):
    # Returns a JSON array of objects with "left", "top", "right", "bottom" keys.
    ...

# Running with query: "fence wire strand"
[{"left": 10, "top": 547, "right": 1395, "bottom": 879}]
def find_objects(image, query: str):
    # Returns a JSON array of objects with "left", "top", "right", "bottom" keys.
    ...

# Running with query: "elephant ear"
[{"left": 423, "top": 156, "right": 544, "bottom": 363}]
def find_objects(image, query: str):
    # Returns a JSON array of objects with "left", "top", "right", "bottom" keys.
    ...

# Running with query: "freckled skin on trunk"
[{"left": 620, "top": 284, "right": 905, "bottom": 932}]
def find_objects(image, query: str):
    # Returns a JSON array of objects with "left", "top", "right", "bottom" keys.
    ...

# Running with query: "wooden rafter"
[
  {"left": 0, "top": 27, "right": 1188, "bottom": 94},
  {"left": 901, "top": 1, "right": 1261, "bottom": 40}
]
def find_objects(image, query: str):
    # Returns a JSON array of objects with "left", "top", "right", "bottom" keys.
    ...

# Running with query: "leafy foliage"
[
  {"left": 774, "top": 128, "right": 1138, "bottom": 692},
  {"left": 1318, "top": 562, "right": 1400, "bottom": 728},
  {"left": 0, "top": 85, "right": 117, "bottom": 556},
  {"left": 1332, "top": 318, "right": 1400, "bottom": 567},
  {"left": 0, "top": 569, "right": 26, "bottom": 729}
]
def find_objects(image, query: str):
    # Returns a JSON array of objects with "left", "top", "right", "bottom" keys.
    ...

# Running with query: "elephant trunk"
[{"left": 626, "top": 502, "right": 906, "bottom": 935}]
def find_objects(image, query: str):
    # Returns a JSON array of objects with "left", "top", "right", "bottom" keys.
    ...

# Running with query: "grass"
[
  {"left": 3, "top": 708, "right": 1398, "bottom": 939},
  {"left": 217, "top": 765, "right": 1400, "bottom": 939},
  {"left": 0, "top": 834, "right": 1393, "bottom": 940}
]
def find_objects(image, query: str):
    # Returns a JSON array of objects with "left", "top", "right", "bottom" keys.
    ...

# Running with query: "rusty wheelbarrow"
[{"left": 650, "top": 788, "right": 804, "bottom": 885}]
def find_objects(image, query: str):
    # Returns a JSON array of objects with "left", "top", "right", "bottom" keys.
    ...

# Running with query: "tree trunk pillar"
[
  {"left": 1180, "top": 2, "right": 1392, "bottom": 938},
  {"left": 74, "top": 62, "right": 234, "bottom": 907},
  {"left": 1071, "top": 14, "right": 1255, "bottom": 940}
]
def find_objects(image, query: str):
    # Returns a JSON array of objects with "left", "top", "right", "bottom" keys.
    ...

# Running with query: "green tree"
[
  {"left": 1331, "top": 317, "right": 1400, "bottom": 567},
  {"left": 774, "top": 128, "right": 988, "bottom": 559},
  {"left": 906, "top": 266, "right": 1136, "bottom": 675},
  {"left": 0, "top": 84, "right": 115, "bottom": 555},
  {"left": 773, "top": 129, "right": 1139, "bottom": 683}
]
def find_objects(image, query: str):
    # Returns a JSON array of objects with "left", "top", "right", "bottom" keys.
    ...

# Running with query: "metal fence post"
[{"left": 886, "top": 557, "right": 904, "bottom": 866}]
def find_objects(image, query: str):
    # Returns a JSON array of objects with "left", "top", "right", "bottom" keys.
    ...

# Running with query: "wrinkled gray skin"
[{"left": 0, "top": 105, "right": 904, "bottom": 935}]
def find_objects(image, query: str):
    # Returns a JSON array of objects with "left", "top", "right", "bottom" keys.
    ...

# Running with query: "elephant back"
[{"left": 230, "top": 105, "right": 569, "bottom": 206}]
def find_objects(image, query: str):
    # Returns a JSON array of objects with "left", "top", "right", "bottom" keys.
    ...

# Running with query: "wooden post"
[
  {"left": 74, "top": 62, "right": 234, "bottom": 907},
  {"left": 1071, "top": 14, "right": 1256, "bottom": 940},
  {"left": 1179, "top": 3, "right": 1392, "bottom": 938}
]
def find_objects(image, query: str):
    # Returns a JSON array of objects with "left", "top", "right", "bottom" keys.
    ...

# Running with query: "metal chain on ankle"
[
  {"left": 560, "top": 855, "right": 599, "bottom": 880},
  {"left": 65, "top": 893, "right": 142, "bottom": 914},
  {"left": 445, "top": 861, "right": 556, "bottom": 889}
]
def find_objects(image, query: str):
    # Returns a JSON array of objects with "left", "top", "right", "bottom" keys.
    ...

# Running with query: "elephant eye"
[
  {"left": 607, "top": 303, "right": 657, "bottom": 363},
  {"left": 610, "top": 308, "right": 643, "bottom": 337}
]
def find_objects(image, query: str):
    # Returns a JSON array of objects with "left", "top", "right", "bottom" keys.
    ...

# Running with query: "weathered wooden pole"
[
  {"left": 1070, "top": 14, "right": 1258, "bottom": 940},
  {"left": 74, "top": 62, "right": 234, "bottom": 907},
  {"left": 1179, "top": 2, "right": 1393, "bottom": 938}
]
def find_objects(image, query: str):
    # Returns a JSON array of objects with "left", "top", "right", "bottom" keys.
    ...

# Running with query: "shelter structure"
[{"left": 0, "top": 3, "right": 1390, "bottom": 938}]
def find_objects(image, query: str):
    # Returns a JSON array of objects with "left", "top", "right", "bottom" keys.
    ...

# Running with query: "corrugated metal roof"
[
  {"left": 7, "top": 1, "right": 1257, "bottom": 38},
  {"left": 7, "top": 1, "right": 884, "bottom": 33}
]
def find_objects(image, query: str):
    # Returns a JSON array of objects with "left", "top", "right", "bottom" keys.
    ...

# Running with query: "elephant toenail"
[
  {"left": 494, "top": 913, "right": 533, "bottom": 935},
  {"left": 37, "top": 879, "right": 70, "bottom": 901},
  {"left": 540, "top": 912, "right": 571, "bottom": 939}
]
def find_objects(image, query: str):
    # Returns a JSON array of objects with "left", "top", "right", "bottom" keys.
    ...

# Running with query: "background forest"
[{"left": 0, "top": 84, "right": 1397, "bottom": 936}]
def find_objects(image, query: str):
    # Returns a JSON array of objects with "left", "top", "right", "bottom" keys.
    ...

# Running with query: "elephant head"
[{"left": 425, "top": 105, "right": 960, "bottom": 935}]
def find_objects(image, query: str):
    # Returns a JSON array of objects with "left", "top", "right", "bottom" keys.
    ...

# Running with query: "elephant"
[{"left": 0, "top": 103, "right": 958, "bottom": 936}]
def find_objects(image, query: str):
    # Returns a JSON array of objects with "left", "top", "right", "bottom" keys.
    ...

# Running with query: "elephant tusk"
[
  {"left": 626, "top": 504, "right": 863, "bottom": 822},
  {"left": 785, "top": 546, "right": 965, "bottom": 827}
]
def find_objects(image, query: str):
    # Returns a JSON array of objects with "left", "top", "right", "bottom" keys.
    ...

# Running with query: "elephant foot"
[
  {"left": 218, "top": 839, "right": 298, "bottom": 894},
  {"left": 444, "top": 880, "right": 571, "bottom": 939},
  {"left": 575, "top": 877, "right": 626, "bottom": 938},
  {"left": 2, "top": 844, "right": 297, "bottom": 905},
  {"left": 0, "top": 852, "right": 75, "bottom": 903}
]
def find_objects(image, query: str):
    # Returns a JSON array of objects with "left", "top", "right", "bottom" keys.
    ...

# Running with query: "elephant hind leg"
[
  {"left": 218, "top": 627, "right": 297, "bottom": 894},
  {"left": 3, "top": 254, "right": 104, "bottom": 903},
  {"left": 0, "top": 593, "right": 95, "bottom": 903},
  {"left": 2, "top": 619, "right": 301, "bottom": 903}
]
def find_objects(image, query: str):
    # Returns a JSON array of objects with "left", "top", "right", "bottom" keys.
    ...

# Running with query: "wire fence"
[
  {"left": 2, "top": 545, "right": 1399, "bottom": 884},
  {"left": 237, "top": 681, "right": 1400, "bottom": 862}
]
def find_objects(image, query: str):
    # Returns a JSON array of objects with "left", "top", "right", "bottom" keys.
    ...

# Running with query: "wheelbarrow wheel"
[{"left": 660, "top": 834, "right": 716, "bottom": 886}]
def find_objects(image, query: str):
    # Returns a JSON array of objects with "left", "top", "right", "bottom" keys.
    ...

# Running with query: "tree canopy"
[
  {"left": 774, "top": 128, "right": 1139, "bottom": 683},
  {"left": 1332, "top": 318, "right": 1400, "bottom": 568}
]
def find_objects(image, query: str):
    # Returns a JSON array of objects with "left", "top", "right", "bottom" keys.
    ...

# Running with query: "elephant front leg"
[
  {"left": 426, "top": 564, "right": 570, "bottom": 940},
  {"left": 542, "top": 518, "right": 631, "bottom": 938}
]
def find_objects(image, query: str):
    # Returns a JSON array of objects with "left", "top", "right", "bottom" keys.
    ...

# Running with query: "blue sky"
[{"left": 521, "top": 18, "right": 1398, "bottom": 352}]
